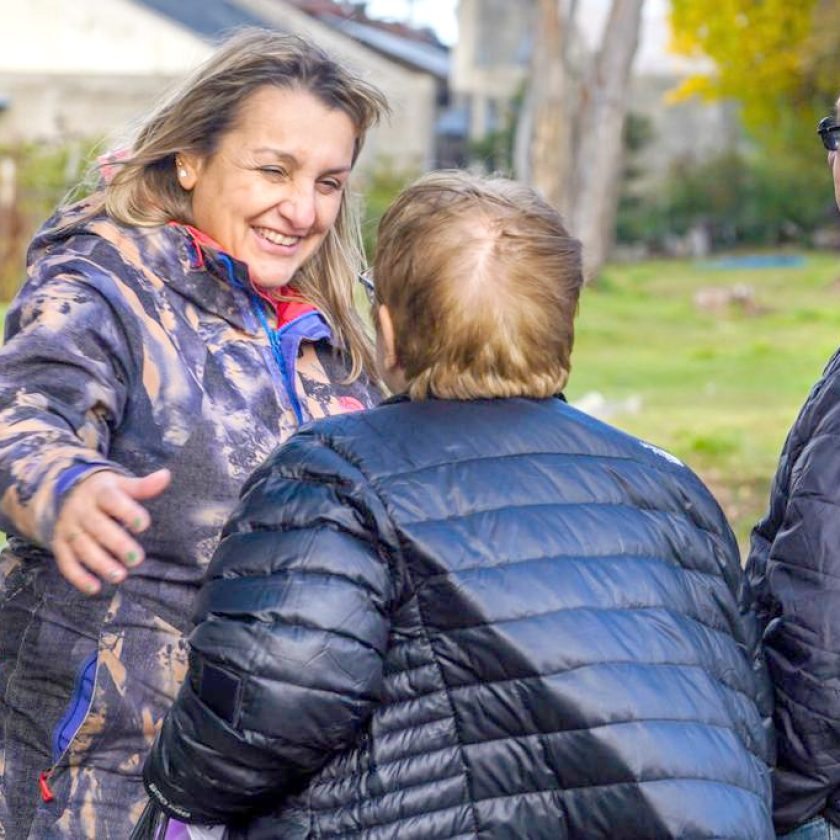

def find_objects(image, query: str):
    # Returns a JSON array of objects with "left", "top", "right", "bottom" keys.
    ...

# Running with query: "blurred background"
[{"left": 1, "top": 0, "right": 839, "bottom": 549}]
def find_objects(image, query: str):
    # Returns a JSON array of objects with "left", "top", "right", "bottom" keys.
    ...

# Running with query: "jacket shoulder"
[
  {"left": 24, "top": 199, "right": 174, "bottom": 300},
  {"left": 293, "top": 397, "right": 730, "bottom": 536}
]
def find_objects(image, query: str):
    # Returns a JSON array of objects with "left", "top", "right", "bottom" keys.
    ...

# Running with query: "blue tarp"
[{"left": 701, "top": 254, "right": 807, "bottom": 270}]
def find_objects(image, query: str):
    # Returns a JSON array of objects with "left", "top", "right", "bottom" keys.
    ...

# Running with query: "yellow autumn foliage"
[{"left": 669, "top": 0, "right": 820, "bottom": 131}]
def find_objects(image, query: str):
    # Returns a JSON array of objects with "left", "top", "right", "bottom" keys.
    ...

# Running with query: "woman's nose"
[{"left": 279, "top": 185, "right": 316, "bottom": 231}]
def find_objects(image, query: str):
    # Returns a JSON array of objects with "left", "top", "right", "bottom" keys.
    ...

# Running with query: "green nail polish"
[
  {"left": 132, "top": 517, "right": 143, "bottom": 530},
  {"left": 126, "top": 551, "right": 139, "bottom": 566},
  {"left": 86, "top": 582, "right": 98, "bottom": 595}
]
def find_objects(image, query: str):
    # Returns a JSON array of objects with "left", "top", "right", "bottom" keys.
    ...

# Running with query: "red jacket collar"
[{"left": 174, "top": 223, "right": 318, "bottom": 328}]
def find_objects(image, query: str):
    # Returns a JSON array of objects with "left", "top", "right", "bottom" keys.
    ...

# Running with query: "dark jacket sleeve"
[
  {"left": 745, "top": 397, "right": 840, "bottom": 831},
  {"left": 142, "top": 429, "right": 396, "bottom": 824}
]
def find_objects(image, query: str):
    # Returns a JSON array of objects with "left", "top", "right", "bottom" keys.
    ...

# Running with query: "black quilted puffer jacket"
[
  {"left": 745, "top": 348, "right": 840, "bottom": 834},
  {"left": 143, "top": 396, "right": 774, "bottom": 839}
]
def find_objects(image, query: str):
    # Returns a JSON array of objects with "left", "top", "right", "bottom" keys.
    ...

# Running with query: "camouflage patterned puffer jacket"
[{"left": 0, "top": 196, "right": 378, "bottom": 840}]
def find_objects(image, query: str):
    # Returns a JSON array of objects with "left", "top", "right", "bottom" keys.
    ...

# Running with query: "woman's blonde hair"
[
  {"left": 83, "top": 28, "right": 388, "bottom": 381},
  {"left": 374, "top": 171, "right": 584, "bottom": 400}
]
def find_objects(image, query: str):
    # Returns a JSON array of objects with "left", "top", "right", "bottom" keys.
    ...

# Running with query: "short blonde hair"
[
  {"left": 78, "top": 29, "right": 388, "bottom": 382},
  {"left": 374, "top": 171, "right": 583, "bottom": 400}
]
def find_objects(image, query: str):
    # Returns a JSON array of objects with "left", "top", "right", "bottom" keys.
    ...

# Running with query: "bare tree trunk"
[
  {"left": 513, "top": 76, "right": 535, "bottom": 185},
  {"left": 526, "top": 0, "right": 575, "bottom": 217},
  {"left": 516, "top": 0, "right": 645, "bottom": 281},
  {"left": 570, "top": 0, "right": 645, "bottom": 282}
]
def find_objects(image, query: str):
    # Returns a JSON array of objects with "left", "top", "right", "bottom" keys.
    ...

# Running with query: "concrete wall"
[
  {"left": 0, "top": 72, "right": 181, "bottom": 144},
  {"left": 0, "top": 0, "right": 211, "bottom": 76},
  {"left": 0, "top": 0, "right": 438, "bottom": 173}
]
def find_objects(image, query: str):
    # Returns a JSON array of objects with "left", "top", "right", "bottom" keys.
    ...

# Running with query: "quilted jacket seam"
[
  {"left": 388, "top": 584, "right": 480, "bottom": 837},
  {"left": 379, "top": 448, "right": 690, "bottom": 485},
  {"left": 424, "top": 550, "right": 727, "bottom": 584},
  {"left": 402, "top": 499, "right": 723, "bottom": 544},
  {"left": 318, "top": 774, "right": 764, "bottom": 839},
  {"left": 320, "top": 712, "right": 769, "bottom": 778},
  {"left": 358, "top": 666, "right": 759, "bottom": 748}
]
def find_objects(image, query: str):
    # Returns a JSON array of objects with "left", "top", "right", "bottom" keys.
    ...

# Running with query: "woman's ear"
[{"left": 175, "top": 153, "right": 200, "bottom": 191}]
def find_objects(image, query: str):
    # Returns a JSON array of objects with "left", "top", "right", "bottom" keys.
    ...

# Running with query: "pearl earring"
[{"left": 178, "top": 167, "right": 188, "bottom": 179}]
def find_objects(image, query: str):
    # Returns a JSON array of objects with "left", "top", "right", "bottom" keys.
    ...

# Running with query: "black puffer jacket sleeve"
[
  {"left": 744, "top": 361, "right": 840, "bottom": 832},
  {"left": 142, "top": 429, "right": 396, "bottom": 824}
]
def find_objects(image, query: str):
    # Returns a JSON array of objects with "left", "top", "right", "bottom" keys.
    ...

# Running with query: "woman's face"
[{"left": 181, "top": 86, "right": 357, "bottom": 289}]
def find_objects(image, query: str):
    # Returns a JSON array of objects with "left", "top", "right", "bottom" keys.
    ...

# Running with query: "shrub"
[
  {"left": 0, "top": 141, "right": 95, "bottom": 300},
  {"left": 617, "top": 147, "right": 835, "bottom": 250},
  {"left": 358, "top": 159, "right": 418, "bottom": 261}
]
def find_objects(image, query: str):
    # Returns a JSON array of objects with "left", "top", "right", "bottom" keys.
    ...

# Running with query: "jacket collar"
[
  {"left": 170, "top": 224, "right": 328, "bottom": 335},
  {"left": 379, "top": 392, "right": 568, "bottom": 406},
  {"left": 165, "top": 223, "right": 259, "bottom": 333}
]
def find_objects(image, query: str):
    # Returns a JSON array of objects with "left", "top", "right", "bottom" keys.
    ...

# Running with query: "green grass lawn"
[{"left": 566, "top": 252, "right": 840, "bottom": 553}]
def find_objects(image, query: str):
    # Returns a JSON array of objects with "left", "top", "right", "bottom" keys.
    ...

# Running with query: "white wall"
[
  {"left": 0, "top": 0, "right": 438, "bottom": 172},
  {"left": 0, "top": 0, "right": 211, "bottom": 76},
  {"left": 0, "top": 72, "right": 182, "bottom": 143}
]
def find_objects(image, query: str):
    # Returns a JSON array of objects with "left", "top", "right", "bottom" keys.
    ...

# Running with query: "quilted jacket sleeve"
[
  {"left": 0, "top": 267, "right": 133, "bottom": 545},
  {"left": 142, "top": 428, "right": 396, "bottom": 824},
  {"left": 745, "top": 394, "right": 840, "bottom": 831}
]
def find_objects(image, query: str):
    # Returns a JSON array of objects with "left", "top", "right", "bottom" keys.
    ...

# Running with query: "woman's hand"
[{"left": 51, "top": 468, "right": 171, "bottom": 594}]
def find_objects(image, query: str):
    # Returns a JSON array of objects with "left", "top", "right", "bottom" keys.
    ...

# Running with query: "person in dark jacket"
[
  {"left": 141, "top": 171, "right": 774, "bottom": 839},
  {"left": 743, "top": 102, "right": 840, "bottom": 840}
]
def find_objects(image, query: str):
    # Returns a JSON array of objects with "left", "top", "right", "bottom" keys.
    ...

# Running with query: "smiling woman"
[
  {"left": 0, "top": 29, "right": 387, "bottom": 840},
  {"left": 178, "top": 86, "right": 356, "bottom": 290}
]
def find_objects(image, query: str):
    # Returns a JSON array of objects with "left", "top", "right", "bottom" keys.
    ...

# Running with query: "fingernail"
[
  {"left": 125, "top": 551, "right": 140, "bottom": 567},
  {"left": 86, "top": 582, "right": 99, "bottom": 595},
  {"left": 132, "top": 517, "right": 144, "bottom": 531},
  {"left": 109, "top": 569, "right": 124, "bottom": 583}
]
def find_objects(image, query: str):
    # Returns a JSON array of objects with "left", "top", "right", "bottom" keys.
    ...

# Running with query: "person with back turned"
[{"left": 141, "top": 171, "right": 774, "bottom": 839}]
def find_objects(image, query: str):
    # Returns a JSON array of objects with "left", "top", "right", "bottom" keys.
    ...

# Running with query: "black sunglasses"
[
  {"left": 357, "top": 268, "right": 376, "bottom": 305},
  {"left": 818, "top": 115, "right": 840, "bottom": 151}
]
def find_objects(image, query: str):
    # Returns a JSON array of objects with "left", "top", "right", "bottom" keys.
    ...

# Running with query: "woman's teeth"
[{"left": 255, "top": 227, "right": 298, "bottom": 246}]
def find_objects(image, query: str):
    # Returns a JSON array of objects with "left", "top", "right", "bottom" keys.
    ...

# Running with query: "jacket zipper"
[
  {"left": 270, "top": 313, "right": 325, "bottom": 425},
  {"left": 218, "top": 255, "right": 306, "bottom": 425},
  {"left": 39, "top": 653, "right": 101, "bottom": 802}
]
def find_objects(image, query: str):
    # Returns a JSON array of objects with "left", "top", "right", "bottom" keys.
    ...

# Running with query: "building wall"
[
  {"left": 451, "top": 0, "right": 532, "bottom": 140},
  {"left": 0, "top": 0, "right": 211, "bottom": 76},
  {"left": 0, "top": 0, "right": 438, "bottom": 173},
  {"left": 629, "top": 75, "right": 741, "bottom": 191},
  {"left": 0, "top": 73, "right": 183, "bottom": 144},
  {"left": 452, "top": 0, "right": 532, "bottom": 102}
]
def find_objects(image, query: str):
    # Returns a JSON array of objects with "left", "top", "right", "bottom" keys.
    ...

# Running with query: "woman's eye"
[
  {"left": 318, "top": 180, "right": 343, "bottom": 194},
  {"left": 259, "top": 166, "right": 286, "bottom": 178}
]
